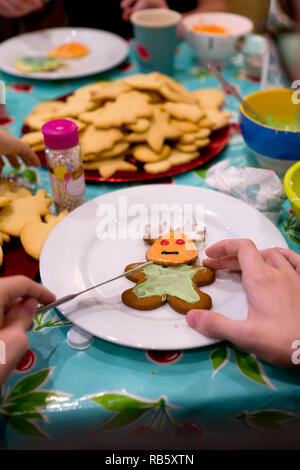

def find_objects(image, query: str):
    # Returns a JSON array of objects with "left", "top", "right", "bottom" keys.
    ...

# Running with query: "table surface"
[{"left": 0, "top": 41, "right": 299, "bottom": 450}]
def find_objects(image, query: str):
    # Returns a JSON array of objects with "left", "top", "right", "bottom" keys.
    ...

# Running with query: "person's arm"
[
  {"left": 0, "top": 129, "right": 40, "bottom": 171},
  {"left": 0, "top": 0, "right": 43, "bottom": 18},
  {"left": 121, "top": 0, "right": 168, "bottom": 21},
  {"left": 121, "top": 0, "right": 227, "bottom": 20},
  {"left": 181, "top": 0, "right": 227, "bottom": 17},
  {"left": 0, "top": 276, "right": 56, "bottom": 386},
  {"left": 186, "top": 239, "right": 300, "bottom": 368}
]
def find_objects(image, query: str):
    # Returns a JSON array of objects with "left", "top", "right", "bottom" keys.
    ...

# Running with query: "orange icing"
[
  {"left": 192, "top": 25, "right": 228, "bottom": 34},
  {"left": 146, "top": 231, "right": 198, "bottom": 266},
  {"left": 48, "top": 42, "right": 89, "bottom": 59}
]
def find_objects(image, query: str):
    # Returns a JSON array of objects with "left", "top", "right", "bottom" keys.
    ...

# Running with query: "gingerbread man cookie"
[{"left": 122, "top": 231, "right": 215, "bottom": 315}]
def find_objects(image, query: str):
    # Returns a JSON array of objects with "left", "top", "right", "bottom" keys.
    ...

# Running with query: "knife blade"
[{"left": 36, "top": 261, "right": 153, "bottom": 314}]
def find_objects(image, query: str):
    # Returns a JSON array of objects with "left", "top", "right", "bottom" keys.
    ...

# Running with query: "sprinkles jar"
[{"left": 42, "top": 119, "right": 85, "bottom": 213}]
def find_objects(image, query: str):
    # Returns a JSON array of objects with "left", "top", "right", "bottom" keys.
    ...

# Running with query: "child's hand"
[
  {"left": 186, "top": 239, "right": 300, "bottom": 367},
  {"left": 121, "top": 0, "right": 168, "bottom": 21},
  {"left": 0, "top": 0, "right": 43, "bottom": 18},
  {"left": 0, "top": 129, "right": 40, "bottom": 171},
  {"left": 0, "top": 276, "right": 56, "bottom": 386}
]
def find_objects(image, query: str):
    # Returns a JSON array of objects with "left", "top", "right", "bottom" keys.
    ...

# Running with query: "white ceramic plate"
[
  {"left": 0, "top": 27, "right": 129, "bottom": 80},
  {"left": 40, "top": 185, "right": 288, "bottom": 350}
]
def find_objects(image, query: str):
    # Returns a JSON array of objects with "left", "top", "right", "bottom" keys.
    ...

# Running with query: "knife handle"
[{"left": 36, "top": 293, "right": 78, "bottom": 314}]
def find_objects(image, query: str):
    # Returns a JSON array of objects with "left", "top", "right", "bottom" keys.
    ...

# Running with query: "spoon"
[{"left": 205, "top": 62, "right": 266, "bottom": 125}]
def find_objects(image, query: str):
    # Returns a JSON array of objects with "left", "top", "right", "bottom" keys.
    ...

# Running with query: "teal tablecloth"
[{"left": 0, "top": 41, "right": 299, "bottom": 450}]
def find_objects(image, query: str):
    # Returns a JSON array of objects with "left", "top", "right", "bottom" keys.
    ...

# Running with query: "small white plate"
[
  {"left": 40, "top": 185, "right": 288, "bottom": 350},
  {"left": 0, "top": 27, "right": 129, "bottom": 80}
]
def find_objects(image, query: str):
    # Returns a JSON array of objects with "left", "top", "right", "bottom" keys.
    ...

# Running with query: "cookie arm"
[
  {"left": 122, "top": 287, "right": 166, "bottom": 311},
  {"left": 193, "top": 266, "right": 215, "bottom": 286},
  {"left": 124, "top": 263, "right": 148, "bottom": 283}
]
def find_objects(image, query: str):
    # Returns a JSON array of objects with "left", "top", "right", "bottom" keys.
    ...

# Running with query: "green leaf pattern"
[
  {"left": 91, "top": 394, "right": 176, "bottom": 434},
  {"left": 0, "top": 368, "right": 68, "bottom": 438},
  {"left": 233, "top": 410, "right": 296, "bottom": 434},
  {"left": 210, "top": 345, "right": 230, "bottom": 378},
  {"left": 8, "top": 369, "right": 50, "bottom": 399},
  {"left": 283, "top": 212, "right": 300, "bottom": 246},
  {"left": 233, "top": 350, "right": 275, "bottom": 389},
  {"left": 34, "top": 309, "right": 72, "bottom": 331},
  {"left": 209, "top": 344, "right": 275, "bottom": 389},
  {"left": 96, "top": 408, "right": 151, "bottom": 432},
  {"left": 91, "top": 393, "right": 155, "bottom": 412}
]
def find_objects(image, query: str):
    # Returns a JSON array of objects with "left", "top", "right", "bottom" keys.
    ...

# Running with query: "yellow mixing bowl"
[
  {"left": 240, "top": 89, "right": 300, "bottom": 173},
  {"left": 283, "top": 161, "right": 300, "bottom": 223}
]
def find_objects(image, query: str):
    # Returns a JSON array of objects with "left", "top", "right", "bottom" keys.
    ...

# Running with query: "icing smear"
[
  {"left": 133, "top": 264, "right": 200, "bottom": 303},
  {"left": 265, "top": 112, "right": 300, "bottom": 132}
]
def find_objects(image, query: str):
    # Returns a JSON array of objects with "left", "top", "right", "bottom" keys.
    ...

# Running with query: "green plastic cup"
[{"left": 131, "top": 8, "right": 181, "bottom": 76}]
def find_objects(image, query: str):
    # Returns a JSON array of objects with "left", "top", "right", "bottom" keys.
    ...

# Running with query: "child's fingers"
[
  {"left": 4, "top": 298, "right": 37, "bottom": 331},
  {"left": 0, "top": 156, "right": 4, "bottom": 173},
  {"left": 260, "top": 249, "right": 296, "bottom": 273},
  {"left": 122, "top": 8, "right": 131, "bottom": 20},
  {"left": 5, "top": 154, "right": 20, "bottom": 168},
  {"left": 120, "top": 0, "right": 136, "bottom": 8},
  {"left": 205, "top": 239, "right": 264, "bottom": 276},
  {"left": 0, "top": 326, "right": 28, "bottom": 387},
  {"left": 7, "top": 0, "right": 42, "bottom": 17},
  {"left": 274, "top": 248, "right": 300, "bottom": 274},
  {"left": 0, "top": 130, "right": 40, "bottom": 167},
  {"left": 17, "top": 142, "right": 40, "bottom": 167},
  {"left": 186, "top": 308, "right": 252, "bottom": 348},
  {"left": 0, "top": 276, "right": 56, "bottom": 326},
  {"left": 203, "top": 256, "right": 241, "bottom": 271}
]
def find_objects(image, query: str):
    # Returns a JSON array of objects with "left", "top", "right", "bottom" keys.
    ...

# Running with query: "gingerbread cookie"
[{"left": 122, "top": 230, "right": 215, "bottom": 314}]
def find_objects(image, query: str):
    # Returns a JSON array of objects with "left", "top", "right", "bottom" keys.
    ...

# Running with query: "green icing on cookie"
[
  {"left": 133, "top": 264, "right": 200, "bottom": 303},
  {"left": 15, "top": 56, "right": 63, "bottom": 73}
]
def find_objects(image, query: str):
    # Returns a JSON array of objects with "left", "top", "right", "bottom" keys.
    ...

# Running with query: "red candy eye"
[
  {"left": 160, "top": 239, "right": 169, "bottom": 245},
  {"left": 176, "top": 239, "right": 185, "bottom": 245}
]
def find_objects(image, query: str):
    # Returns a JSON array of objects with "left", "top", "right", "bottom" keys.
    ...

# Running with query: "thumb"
[
  {"left": 186, "top": 309, "right": 250, "bottom": 346},
  {"left": 4, "top": 298, "right": 38, "bottom": 332}
]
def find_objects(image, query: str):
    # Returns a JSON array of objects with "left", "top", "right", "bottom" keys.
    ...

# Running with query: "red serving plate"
[
  {"left": 0, "top": 237, "right": 39, "bottom": 279},
  {"left": 22, "top": 93, "right": 230, "bottom": 183}
]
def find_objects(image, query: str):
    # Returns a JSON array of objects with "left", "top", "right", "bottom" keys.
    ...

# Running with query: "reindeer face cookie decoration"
[
  {"left": 146, "top": 230, "right": 198, "bottom": 266},
  {"left": 122, "top": 230, "right": 215, "bottom": 315}
]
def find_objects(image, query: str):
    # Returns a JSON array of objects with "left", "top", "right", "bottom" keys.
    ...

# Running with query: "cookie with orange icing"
[
  {"left": 122, "top": 230, "right": 215, "bottom": 314},
  {"left": 146, "top": 230, "right": 198, "bottom": 266},
  {"left": 192, "top": 25, "right": 228, "bottom": 34},
  {"left": 48, "top": 42, "right": 89, "bottom": 59}
]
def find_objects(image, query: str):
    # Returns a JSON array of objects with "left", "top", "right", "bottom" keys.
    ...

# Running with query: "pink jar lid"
[{"left": 41, "top": 119, "right": 79, "bottom": 149}]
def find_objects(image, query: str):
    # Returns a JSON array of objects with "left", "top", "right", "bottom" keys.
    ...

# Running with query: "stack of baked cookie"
[
  {"left": 22, "top": 72, "right": 232, "bottom": 178},
  {"left": 0, "top": 182, "right": 68, "bottom": 264}
]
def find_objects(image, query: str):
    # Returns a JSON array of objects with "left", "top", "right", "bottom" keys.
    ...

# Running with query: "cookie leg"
[
  {"left": 122, "top": 288, "right": 166, "bottom": 311},
  {"left": 168, "top": 289, "right": 212, "bottom": 315}
]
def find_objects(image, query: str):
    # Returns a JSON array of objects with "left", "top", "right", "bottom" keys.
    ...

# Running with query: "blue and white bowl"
[{"left": 240, "top": 88, "right": 300, "bottom": 173}]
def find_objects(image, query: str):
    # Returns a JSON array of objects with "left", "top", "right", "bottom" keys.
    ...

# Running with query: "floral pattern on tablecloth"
[{"left": 0, "top": 41, "right": 299, "bottom": 449}]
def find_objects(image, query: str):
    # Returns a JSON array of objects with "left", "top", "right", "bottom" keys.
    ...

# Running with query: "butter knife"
[{"left": 36, "top": 261, "right": 153, "bottom": 314}]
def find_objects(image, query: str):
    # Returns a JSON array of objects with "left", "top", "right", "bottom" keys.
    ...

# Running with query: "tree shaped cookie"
[
  {"left": 0, "top": 189, "right": 52, "bottom": 237},
  {"left": 122, "top": 231, "right": 215, "bottom": 314},
  {"left": 80, "top": 91, "right": 153, "bottom": 129},
  {"left": 126, "top": 108, "right": 182, "bottom": 154}
]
